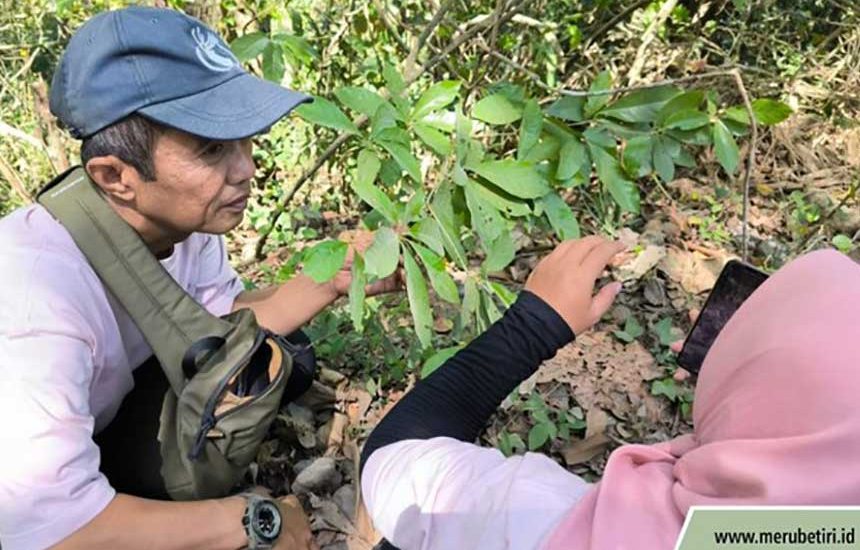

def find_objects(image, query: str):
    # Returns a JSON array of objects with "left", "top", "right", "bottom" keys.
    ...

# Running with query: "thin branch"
[
  {"left": 0, "top": 156, "right": 33, "bottom": 203},
  {"left": 797, "top": 171, "right": 860, "bottom": 251},
  {"left": 626, "top": 0, "right": 678, "bottom": 85},
  {"left": 405, "top": 0, "right": 457, "bottom": 79},
  {"left": 730, "top": 68, "right": 757, "bottom": 262},
  {"left": 584, "top": 0, "right": 651, "bottom": 48}
]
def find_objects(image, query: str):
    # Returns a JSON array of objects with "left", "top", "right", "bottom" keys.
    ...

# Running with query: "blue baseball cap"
[{"left": 50, "top": 6, "right": 312, "bottom": 140}]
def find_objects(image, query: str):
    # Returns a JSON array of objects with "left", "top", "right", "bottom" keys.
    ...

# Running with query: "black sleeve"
[{"left": 360, "top": 290, "right": 574, "bottom": 473}]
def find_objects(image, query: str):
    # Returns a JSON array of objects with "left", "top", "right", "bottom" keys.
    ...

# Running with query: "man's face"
[{"left": 133, "top": 128, "right": 255, "bottom": 238}]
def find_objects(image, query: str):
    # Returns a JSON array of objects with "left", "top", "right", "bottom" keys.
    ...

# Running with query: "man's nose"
[{"left": 228, "top": 139, "right": 255, "bottom": 184}]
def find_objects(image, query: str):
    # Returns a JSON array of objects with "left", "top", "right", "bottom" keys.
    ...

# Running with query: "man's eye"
[{"left": 203, "top": 142, "right": 225, "bottom": 157}]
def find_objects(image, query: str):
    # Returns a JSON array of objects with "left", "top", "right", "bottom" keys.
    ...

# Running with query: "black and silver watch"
[{"left": 241, "top": 493, "right": 283, "bottom": 549}]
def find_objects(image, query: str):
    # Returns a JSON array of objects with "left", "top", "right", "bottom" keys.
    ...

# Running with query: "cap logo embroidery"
[{"left": 191, "top": 27, "right": 237, "bottom": 72}]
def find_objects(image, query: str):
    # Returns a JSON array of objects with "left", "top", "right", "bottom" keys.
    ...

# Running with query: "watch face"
[{"left": 254, "top": 501, "right": 282, "bottom": 542}]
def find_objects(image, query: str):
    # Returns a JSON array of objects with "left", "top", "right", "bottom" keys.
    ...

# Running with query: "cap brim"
[{"left": 137, "top": 73, "right": 312, "bottom": 140}]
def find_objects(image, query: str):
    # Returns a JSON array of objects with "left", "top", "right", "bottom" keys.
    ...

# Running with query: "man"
[{"left": 0, "top": 7, "right": 395, "bottom": 550}]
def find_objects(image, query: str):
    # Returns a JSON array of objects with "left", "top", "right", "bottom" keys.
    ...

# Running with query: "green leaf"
[
  {"left": 334, "top": 87, "right": 387, "bottom": 117},
  {"left": 557, "top": 139, "right": 589, "bottom": 180},
  {"left": 483, "top": 232, "right": 515, "bottom": 272},
  {"left": 656, "top": 90, "right": 704, "bottom": 123},
  {"left": 261, "top": 42, "right": 286, "bottom": 83},
  {"left": 351, "top": 149, "right": 399, "bottom": 223},
  {"left": 528, "top": 423, "right": 552, "bottom": 450},
  {"left": 600, "top": 86, "right": 681, "bottom": 123},
  {"left": 471, "top": 159, "right": 551, "bottom": 199},
  {"left": 414, "top": 123, "right": 452, "bottom": 156},
  {"left": 412, "top": 242, "right": 460, "bottom": 304},
  {"left": 473, "top": 94, "right": 523, "bottom": 125},
  {"left": 302, "top": 240, "right": 348, "bottom": 283},
  {"left": 465, "top": 183, "right": 505, "bottom": 248},
  {"left": 832, "top": 234, "right": 854, "bottom": 253},
  {"left": 296, "top": 96, "right": 358, "bottom": 134},
  {"left": 622, "top": 135, "right": 654, "bottom": 178},
  {"left": 712, "top": 120, "right": 740, "bottom": 174},
  {"left": 724, "top": 105, "right": 750, "bottom": 125},
  {"left": 654, "top": 317, "right": 675, "bottom": 347},
  {"left": 652, "top": 136, "right": 676, "bottom": 183},
  {"left": 274, "top": 34, "right": 318, "bottom": 65},
  {"left": 410, "top": 218, "right": 445, "bottom": 256},
  {"left": 546, "top": 95, "right": 585, "bottom": 121},
  {"left": 430, "top": 184, "right": 468, "bottom": 269},
  {"left": 421, "top": 346, "right": 461, "bottom": 378},
  {"left": 541, "top": 193, "right": 581, "bottom": 240},
  {"left": 583, "top": 127, "right": 616, "bottom": 150},
  {"left": 751, "top": 98, "right": 793, "bottom": 126},
  {"left": 651, "top": 378, "right": 679, "bottom": 401},
  {"left": 348, "top": 254, "right": 366, "bottom": 332},
  {"left": 585, "top": 71, "right": 613, "bottom": 116},
  {"left": 497, "top": 431, "right": 526, "bottom": 457},
  {"left": 489, "top": 281, "right": 517, "bottom": 307},
  {"left": 589, "top": 144, "right": 640, "bottom": 213},
  {"left": 378, "top": 139, "right": 422, "bottom": 183},
  {"left": 368, "top": 104, "right": 399, "bottom": 141},
  {"left": 517, "top": 99, "right": 543, "bottom": 160},
  {"left": 625, "top": 316, "right": 644, "bottom": 338},
  {"left": 403, "top": 248, "right": 433, "bottom": 349},
  {"left": 364, "top": 227, "right": 400, "bottom": 278},
  {"left": 663, "top": 109, "right": 710, "bottom": 130},
  {"left": 467, "top": 179, "right": 531, "bottom": 217},
  {"left": 231, "top": 32, "right": 270, "bottom": 62},
  {"left": 412, "top": 80, "right": 461, "bottom": 120},
  {"left": 383, "top": 62, "right": 406, "bottom": 95}
]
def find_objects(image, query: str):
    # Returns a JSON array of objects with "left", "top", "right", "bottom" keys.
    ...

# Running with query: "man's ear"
[{"left": 85, "top": 156, "right": 140, "bottom": 203}]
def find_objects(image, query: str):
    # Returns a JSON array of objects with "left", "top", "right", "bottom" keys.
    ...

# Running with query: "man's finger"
[
  {"left": 581, "top": 241, "right": 626, "bottom": 279},
  {"left": 587, "top": 281, "right": 622, "bottom": 325}
]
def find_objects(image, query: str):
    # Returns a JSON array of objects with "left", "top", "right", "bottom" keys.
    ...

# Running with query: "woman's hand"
[
  {"left": 274, "top": 495, "right": 319, "bottom": 550},
  {"left": 525, "top": 237, "right": 626, "bottom": 335}
]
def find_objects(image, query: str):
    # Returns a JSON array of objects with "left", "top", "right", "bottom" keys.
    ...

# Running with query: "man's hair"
[{"left": 80, "top": 114, "right": 164, "bottom": 181}]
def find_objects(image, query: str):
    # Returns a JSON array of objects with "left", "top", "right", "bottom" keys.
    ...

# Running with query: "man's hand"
[
  {"left": 274, "top": 495, "right": 319, "bottom": 550},
  {"left": 331, "top": 229, "right": 402, "bottom": 298},
  {"left": 525, "top": 237, "right": 626, "bottom": 335}
]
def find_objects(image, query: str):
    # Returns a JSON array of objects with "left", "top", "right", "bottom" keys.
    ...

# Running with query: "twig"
[
  {"left": 405, "top": 0, "right": 457, "bottom": 80},
  {"left": 796, "top": 171, "right": 860, "bottom": 251},
  {"left": 730, "top": 68, "right": 757, "bottom": 262},
  {"left": 592, "top": 0, "right": 650, "bottom": 45},
  {"left": 254, "top": 0, "right": 526, "bottom": 259},
  {"left": 626, "top": 0, "right": 678, "bottom": 85},
  {"left": 0, "top": 156, "right": 33, "bottom": 203},
  {"left": 371, "top": 0, "right": 410, "bottom": 57},
  {"left": 475, "top": 36, "right": 552, "bottom": 91},
  {"left": 561, "top": 68, "right": 758, "bottom": 261}
]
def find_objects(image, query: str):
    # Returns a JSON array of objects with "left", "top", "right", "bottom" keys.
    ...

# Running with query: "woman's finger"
[
  {"left": 670, "top": 340, "right": 684, "bottom": 353},
  {"left": 673, "top": 367, "right": 691, "bottom": 382},
  {"left": 587, "top": 281, "right": 623, "bottom": 326},
  {"left": 581, "top": 241, "right": 627, "bottom": 280}
]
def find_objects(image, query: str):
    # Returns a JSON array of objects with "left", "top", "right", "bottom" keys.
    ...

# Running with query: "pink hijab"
[{"left": 544, "top": 249, "right": 860, "bottom": 550}]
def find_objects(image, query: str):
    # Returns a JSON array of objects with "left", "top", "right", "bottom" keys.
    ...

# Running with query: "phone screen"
[{"left": 677, "top": 260, "right": 769, "bottom": 373}]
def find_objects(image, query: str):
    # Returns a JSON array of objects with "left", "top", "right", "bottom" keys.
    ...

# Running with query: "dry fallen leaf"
[
  {"left": 561, "top": 432, "right": 611, "bottom": 466},
  {"left": 659, "top": 247, "right": 731, "bottom": 294},
  {"left": 615, "top": 244, "right": 667, "bottom": 282}
]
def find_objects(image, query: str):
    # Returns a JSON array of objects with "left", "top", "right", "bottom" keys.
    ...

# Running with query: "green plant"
[{"left": 283, "top": 59, "right": 790, "bottom": 358}]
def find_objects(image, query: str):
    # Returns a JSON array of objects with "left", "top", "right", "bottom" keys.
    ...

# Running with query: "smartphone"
[{"left": 677, "top": 260, "right": 769, "bottom": 373}]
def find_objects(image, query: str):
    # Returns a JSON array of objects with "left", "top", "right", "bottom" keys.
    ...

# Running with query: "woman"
[{"left": 359, "top": 238, "right": 860, "bottom": 549}]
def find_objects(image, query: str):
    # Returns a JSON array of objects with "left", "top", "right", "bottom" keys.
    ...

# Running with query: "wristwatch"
[{"left": 241, "top": 493, "right": 282, "bottom": 549}]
